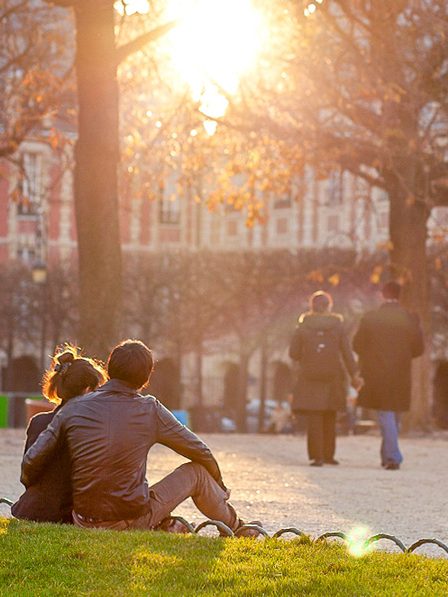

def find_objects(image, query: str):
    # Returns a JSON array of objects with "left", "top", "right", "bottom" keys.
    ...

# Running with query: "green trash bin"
[{"left": 0, "top": 395, "right": 8, "bottom": 428}]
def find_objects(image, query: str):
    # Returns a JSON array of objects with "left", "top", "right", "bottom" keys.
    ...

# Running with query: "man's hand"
[
  {"left": 351, "top": 375, "right": 364, "bottom": 392},
  {"left": 224, "top": 488, "right": 231, "bottom": 500}
]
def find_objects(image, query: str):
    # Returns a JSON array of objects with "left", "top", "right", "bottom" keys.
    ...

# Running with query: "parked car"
[{"left": 246, "top": 399, "right": 292, "bottom": 433}]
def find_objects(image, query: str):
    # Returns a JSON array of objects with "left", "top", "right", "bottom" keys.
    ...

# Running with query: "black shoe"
[
  {"left": 384, "top": 462, "right": 400, "bottom": 470},
  {"left": 324, "top": 459, "right": 339, "bottom": 465},
  {"left": 310, "top": 460, "right": 323, "bottom": 467}
]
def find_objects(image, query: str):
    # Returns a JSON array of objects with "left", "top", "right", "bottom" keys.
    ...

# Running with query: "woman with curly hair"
[{"left": 12, "top": 345, "right": 107, "bottom": 523}]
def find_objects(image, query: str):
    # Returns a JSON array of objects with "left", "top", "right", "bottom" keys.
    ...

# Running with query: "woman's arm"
[
  {"left": 23, "top": 413, "right": 55, "bottom": 453},
  {"left": 21, "top": 411, "right": 64, "bottom": 488}
]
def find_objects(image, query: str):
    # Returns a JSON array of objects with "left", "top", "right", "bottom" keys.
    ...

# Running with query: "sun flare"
[
  {"left": 165, "top": 0, "right": 266, "bottom": 130},
  {"left": 116, "top": 0, "right": 266, "bottom": 131},
  {"left": 165, "top": 0, "right": 264, "bottom": 106},
  {"left": 346, "top": 526, "right": 373, "bottom": 558}
]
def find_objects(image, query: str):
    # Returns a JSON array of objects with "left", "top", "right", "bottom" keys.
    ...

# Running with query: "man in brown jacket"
[
  {"left": 21, "top": 340, "right": 258, "bottom": 534},
  {"left": 353, "top": 282, "right": 424, "bottom": 470}
]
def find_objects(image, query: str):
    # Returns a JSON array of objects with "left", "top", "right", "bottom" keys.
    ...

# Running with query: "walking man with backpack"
[{"left": 289, "top": 291, "right": 361, "bottom": 466}]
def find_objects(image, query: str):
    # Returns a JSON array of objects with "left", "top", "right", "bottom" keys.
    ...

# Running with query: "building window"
[
  {"left": 378, "top": 189, "right": 388, "bottom": 202},
  {"left": 274, "top": 195, "right": 292, "bottom": 209},
  {"left": 379, "top": 211, "right": 389, "bottom": 229},
  {"left": 158, "top": 185, "right": 180, "bottom": 225},
  {"left": 227, "top": 220, "right": 238, "bottom": 236},
  {"left": 18, "top": 152, "right": 42, "bottom": 216},
  {"left": 355, "top": 177, "right": 369, "bottom": 201},
  {"left": 16, "top": 238, "right": 37, "bottom": 264},
  {"left": 276, "top": 218, "right": 288, "bottom": 235},
  {"left": 327, "top": 170, "right": 343, "bottom": 204},
  {"left": 327, "top": 214, "right": 339, "bottom": 233},
  {"left": 210, "top": 216, "right": 221, "bottom": 245}
]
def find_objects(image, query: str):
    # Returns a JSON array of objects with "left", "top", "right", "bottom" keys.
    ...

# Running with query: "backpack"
[{"left": 300, "top": 325, "right": 341, "bottom": 381}]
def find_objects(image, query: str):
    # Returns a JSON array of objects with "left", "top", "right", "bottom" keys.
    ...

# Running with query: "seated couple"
[{"left": 13, "top": 340, "right": 259, "bottom": 536}]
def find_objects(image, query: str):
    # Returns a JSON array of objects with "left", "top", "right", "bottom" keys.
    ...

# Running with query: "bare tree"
[
  {"left": 0, "top": 1, "right": 72, "bottom": 159},
  {"left": 1, "top": 1, "right": 174, "bottom": 357}
]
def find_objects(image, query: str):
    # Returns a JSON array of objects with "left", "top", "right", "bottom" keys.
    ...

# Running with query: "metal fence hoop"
[
  {"left": 316, "top": 531, "right": 347, "bottom": 543},
  {"left": 407, "top": 539, "right": 448, "bottom": 555},
  {"left": 273, "top": 527, "right": 305, "bottom": 538},
  {"left": 195, "top": 519, "right": 234, "bottom": 537},
  {"left": 365, "top": 534, "right": 407, "bottom": 553},
  {"left": 234, "top": 524, "right": 270, "bottom": 538}
]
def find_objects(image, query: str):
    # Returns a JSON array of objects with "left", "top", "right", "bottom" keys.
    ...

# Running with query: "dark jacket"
[
  {"left": 289, "top": 312, "right": 358, "bottom": 412},
  {"left": 12, "top": 406, "right": 73, "bottom": 523},
  {"left": 21, "top": 379, "right": 225, "bottom": 522},
  {"left": 353, "top": 302, "right": 424, "bottom": 412}
]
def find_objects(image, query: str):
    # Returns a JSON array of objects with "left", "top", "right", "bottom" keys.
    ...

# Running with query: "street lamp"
[
  {"left": 32, "top": 261, "right": 48, "bottom": 371},
  {"left": 31, "top": 261, "right": 47, "bottom": 285}
]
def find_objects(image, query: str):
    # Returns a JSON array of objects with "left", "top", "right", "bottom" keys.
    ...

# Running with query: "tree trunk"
[
  {"left": 258, "top": 335, "right": 267, "bottom": 433},
  {"left": 4, "top": 326, "right": 14, "bottom": 392},
  {"left": 39, "top": 284, "right": 48, "bottom": 372},
  {"left": 236, "top": 346, "right": 249, "bottom": 432},
  {"left": 388, "top": 173, "right": 431, "bottom": 429},
  {"left": 74, "top": 3, "right": 122, "bottom": 358},
  {"left": 195, "top": 344, "right": 203, "bottom": 407}
]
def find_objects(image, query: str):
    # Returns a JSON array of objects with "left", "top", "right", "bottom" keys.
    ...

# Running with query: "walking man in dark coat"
[
  {"left": 290, "top": 291, "right": 361, "bottom": 467},
  {"left": 353, "top": 281, "right": 424, "bottom": 470}
]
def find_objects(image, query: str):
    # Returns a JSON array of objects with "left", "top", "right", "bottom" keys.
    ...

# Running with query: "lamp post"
[{"left": 32, "top": 261, "right": 48, "bottom": 372}]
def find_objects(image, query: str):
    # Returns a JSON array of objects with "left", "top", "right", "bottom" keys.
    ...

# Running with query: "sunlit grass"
[
  {"left": 0, "top": 518, "right": 10, "bottom": 536},
  {"left": 1, "top": 518, "right": 448, "bottom": 595}
]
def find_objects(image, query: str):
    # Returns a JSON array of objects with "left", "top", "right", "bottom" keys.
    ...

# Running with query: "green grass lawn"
[{"left": 1, "top": 517, "right": 448, "bottom": 596}]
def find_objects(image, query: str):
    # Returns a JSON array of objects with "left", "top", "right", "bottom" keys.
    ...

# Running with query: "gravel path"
[{"left": 1, "top": 430, "right": 448, "bottom": 553}]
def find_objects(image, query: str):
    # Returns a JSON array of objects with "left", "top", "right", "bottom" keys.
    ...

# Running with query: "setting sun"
[
  {"left": 116, "top": 0, "right": 266, "bottom": 130},
  {"left": 165, "top": 0, "right": 265, "bottom": 118}
]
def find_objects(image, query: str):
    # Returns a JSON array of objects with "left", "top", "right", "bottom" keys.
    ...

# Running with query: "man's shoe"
[
  {"left": 310, "top": 460, "right": 323, "bottom": 467},
  {"left": 235, "top": 520, "right": 264, "bottom": 538},
  {"left": 324, "top": 459, "right": 339, "bottom": 465},
  {"left": 384, "top": 462, "right": 400, "bottom": 470}
]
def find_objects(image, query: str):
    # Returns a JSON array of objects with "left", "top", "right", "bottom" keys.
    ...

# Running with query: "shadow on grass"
[{"left": 0, "top": 518, "right": 226, "bottom": 595}]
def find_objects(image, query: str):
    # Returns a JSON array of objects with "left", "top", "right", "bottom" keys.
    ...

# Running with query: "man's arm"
[
  {"left": 352, "top": 316, "right": 368, "bottom": 356},
  {"left": 289, "top": 327, "right": 302, "bottom": 361},
  {"left": 155, "top": 401, "right": 226, "bottom": 489},
  {"left": 20, "top": 410, "right": 65, "bottom": 487},
  {"left": 339, "top": 326, "right": 359, "bottom": 378}
]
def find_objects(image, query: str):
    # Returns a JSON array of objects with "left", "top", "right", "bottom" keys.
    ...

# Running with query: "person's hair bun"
[{"left": 57, "top": 351, "right": 75, "bottom": 365}]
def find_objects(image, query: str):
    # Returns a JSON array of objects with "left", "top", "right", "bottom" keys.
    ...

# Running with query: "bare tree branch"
[{"left": 115, "top": 21, "right": 176, "bottom": 64}]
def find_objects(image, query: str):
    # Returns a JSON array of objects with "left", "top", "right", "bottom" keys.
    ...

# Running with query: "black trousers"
[{"left": 306, "top": 411, "right": 336, "bottom": 462}]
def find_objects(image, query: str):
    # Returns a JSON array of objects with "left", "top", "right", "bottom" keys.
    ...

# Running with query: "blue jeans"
[{"left": 377, "top": 411, "right": 403, "bottom": 465}]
